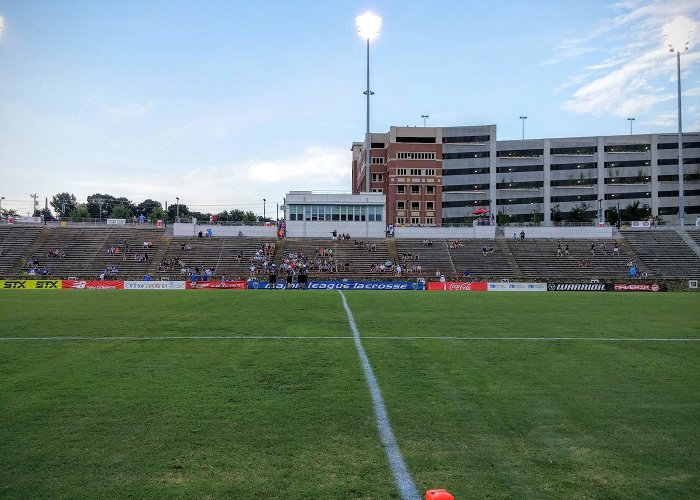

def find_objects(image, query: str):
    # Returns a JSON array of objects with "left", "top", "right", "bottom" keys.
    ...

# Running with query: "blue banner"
[
  {"left": 246, "top": 280, "right": 424, "bottom": 290},
  {"left": 308, "top": 281, "right": 424, "bottom": 290}
]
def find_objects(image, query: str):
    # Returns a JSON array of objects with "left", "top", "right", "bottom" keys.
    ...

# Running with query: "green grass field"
[{"left": 1, "top": 291, "right": 699, "bottom": 499}]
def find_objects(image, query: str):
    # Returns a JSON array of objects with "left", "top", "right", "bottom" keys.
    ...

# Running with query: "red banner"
[
  {"left": 186, "top": 280, "right": 247, "bottom": 290},
  {"left": 62, "top": 280, "right": 124, "bottom": 290},
  {"left": 427, "top": 281, "right": 488, "bottom": 291}
]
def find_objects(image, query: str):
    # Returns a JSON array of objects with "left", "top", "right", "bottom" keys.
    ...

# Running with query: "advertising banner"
[
  {"left": 0, "top": 279, "right": 62, "bottom": 289},
  {"left": 7, "top": 216, "right": 43, "bottom": 224},
  {"left": 247, "top": 281, "right": 297, "bottom": 290},
  {"left": 124, "top": 281, "right": 186, "bottom": 290},
  {"left": 308, "top": 281, "right": 424, "bottom": 290},
  {"left": 427, "top": 282, "right": 488, "bottom": 291},
  {"left": 487, "top": 282, "right": 547, "bottom": 292},
  {"left": 247, "top": 280, "right": 424, "bottom": 290},
  {"left": 62, "top": 280, "right": 124, "bottom": 289},
  {"left": 187, "top": 280, "right": 247, "bottom": 289},
  {"left": 106, "top": 219, "right": 126, "bottom": 225},
  {"left": 547, "top": 283, "right": 609, "bottom": 292},
  {"left": 611, "top": 283, "right": 666, "bottom": 292}
]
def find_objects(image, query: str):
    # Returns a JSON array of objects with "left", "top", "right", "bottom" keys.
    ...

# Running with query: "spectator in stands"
[
  {"left": 396, "top": 264, "right": 402, "bottom": 276},
  {"left": 564, "top": 243, "right": 570, "bottom": 257},
  {"left": 601, "top": 243, "right": 607, "bottom": 255},
  {"left": 613, "top": 242, "right": 619, "bottom": 255},
  {"left": 520, "top": 230, "right": 525, "bottom": 240},
  {"left": 207, "top": 228, "right": 213, "bottom": 238},
  {"left": 439, "top": 274, "right": 446, "bottom": 283},
  {"left": 488, "top": 246, "right": 494, "bottom": 255},
  {"left": 557, "top": 241, "right": 562, "bottom": 257},
  {"left": 590, "top": 243, "right": 595, "bottom": 256},
  {"left": 482, "top": 245, "right": 488, "bottom": 256},
  {"left": 144, "top": 274, "right": 151, "bottom": 281},
  {"left": 513, "top": 233, "right": 517, "bottom": 241}
]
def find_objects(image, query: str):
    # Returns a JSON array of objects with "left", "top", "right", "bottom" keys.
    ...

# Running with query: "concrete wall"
[
  {"left": 285, "top": 220, "right": 385, "bottom": 238},
  {"left": 173, "top": 222, "right": 277, "bottom": 238},
  {"left": 503, "top": 226, "right": 613, "bottom": 239},
  {"left": 394, "top": 225, "right": 496, "bottom": 239}
]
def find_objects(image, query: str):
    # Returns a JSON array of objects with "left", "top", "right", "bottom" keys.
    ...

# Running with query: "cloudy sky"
[{"left": 0, "top": 0, "right": 698, "bottom": 216}]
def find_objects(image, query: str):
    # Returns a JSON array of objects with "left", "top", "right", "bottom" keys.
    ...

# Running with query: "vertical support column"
[
  {"left": 543, "top": 138, "right": 551, "bottom": 224},
  {"left": 489, "top": 125, "right": 498, "bottom": 219},
  {"left": 597, "top": 136, "right": 606, "bottom": 216},
  {"left": 650, "top": 134, "right": 659, "bottom": 216}
]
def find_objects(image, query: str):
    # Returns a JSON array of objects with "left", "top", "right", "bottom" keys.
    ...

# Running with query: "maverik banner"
[
  {"left": 62, "top": 280, "right": 124, "bottom": 289},
  {"left": 124, "top": 281, "right": 186, "bottom": 290},
  {"left": 427, "top": 282, "right": 488, "bottom": 291},
  {"left": 187, "top": 280, "right": 247, "bottom": 289},
  {"left": 548, "top": 283, "right": 609, "bottom": 292},
  {"left": 487, "top": 282, "right": 547, "bottom": 292},
  {"left": 0, "top": 279, "right": 62, "bottom": 289},
  {"left": 612, "top": 283, "right": 666, "bottom": 292}
]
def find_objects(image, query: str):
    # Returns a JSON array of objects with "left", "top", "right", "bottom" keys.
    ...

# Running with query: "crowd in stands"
[
  {"left": 354, "top": 240, "right": 377, "bottom": 252},
  {"left": 22, "top": 257, "right": 51, "bottom": 276},
  {"left": 179, "top": 241, "right": 193, "bottom": 251},
  {"left": 448, "top": 240, "right": 464, "bottom": 249},
  {"left": 331, "top": 231, "right": 350, "bottom": 241},
  {"left": 46, "top": 248, "right": 66, "bottom": 258},
  {"left": 422, "top": 239, "right": 434, "bottom": 247},
  {"left": 481, "top": 245, "right": 494, "bottom": 256}
]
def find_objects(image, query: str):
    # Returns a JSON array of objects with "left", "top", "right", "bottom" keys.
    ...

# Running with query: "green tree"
[
  {"left": 69, "top": 205, "right": 91, "bottom": 221},
  {"left": 605, "top": 207, "right": 620, "bottom": 225},
  {"left": 136, "top": 199, "right": 161, "bottom": 217},
  {"left": 620, "top": 201, "right": 651, "bottom": 221},
  {"left": 551, "top": 204, "right": 562, "bottom": 223},
  {"left": 110, "top": 204, "right": 133, "bottom": 219},
  {"left": 149, "top": 206, "right": 166, "bottom": 222},
  {"left": 568, "top": 202, "right": 592, "bottom": 222},
  {"left": 50, "top": 193, "right": 78, "bottom": 217}
]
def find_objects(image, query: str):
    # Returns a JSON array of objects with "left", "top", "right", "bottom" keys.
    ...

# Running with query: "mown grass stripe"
[
  {"left": 339, "top": 291, "right": 421, "bottom": 500},
  {"left": 0, "top": 336, "right": 698, "bottom": 342}
]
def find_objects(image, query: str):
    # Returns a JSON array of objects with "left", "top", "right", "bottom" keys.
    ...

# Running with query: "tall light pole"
[
  {"left": 421, "top": 114, "right": 429, "bottom": 127},
  {"left": 356, "top": 12, "right": 381, "bottom": 193},
  {"left": 263, "top": 198, "right": 266, "bottom": 221},
  {"left": 627, "top": 117, "right": 635, "bottom": 135},
  {"left": 519, "top": 116, "right": 527, "bottom": 140},
  {"left": 664, "top": 16, "right": 693, "bottom": 226},
  {"left": 176, "top": 197, "right": 180, "bottom": 220},
  {"left": 0, "top": 196, "right": 4, "bottom": 215}
]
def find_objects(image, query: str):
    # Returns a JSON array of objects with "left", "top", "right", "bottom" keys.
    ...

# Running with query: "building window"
[
  {"left": 397, "top": 185, "right": 406, "bottom": 194},
  {"left": 411, "top": 201, "right": 420, "bottom": 211},
  {"left": 371, "top": 188, "right": 383, "bottom": 193},
  {"left": 397, "top": 201, "right": 405, "bottom": 210},
  {"left": 411, "top": 185, "right": 421, "bottom": 194},
  {"left": 371, "top": 157, "right": 385, "bottom": 164},
  {"left": 426, "top": 186, "right": 435, "bottom": 195},
  {"left": 426, "top": 201, "right": 434, "bottom": 210},
  {"left": 411, "top": 217, "right": 421, "bottom": 224},
  {"left": 426, "top": 217, "right": 434, "bottom": 225},
  {"left": 604, "top": 144, "right": 650, "bottom": 153},
  {"left": 425, "top": 169, "right": 435, "bottom": 176},
  {"left": 372, "top": 173, "right": 383, "bottom": 182},
  {"left": 410, "top": 168, "right": 421, "bottom": 175},
  {"left": 397, "top": 168, "right": 407, "bottom": 175},
  {"left": 397, "top": 152, "right": 436, "bottom": 160},
  {"left": 396, "top": 217, "right": 405, "bottom": 224}
]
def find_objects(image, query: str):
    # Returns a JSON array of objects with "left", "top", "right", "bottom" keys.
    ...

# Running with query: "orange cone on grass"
[{"left": 426, "top": 488, "right": 454, "bottom": 500}]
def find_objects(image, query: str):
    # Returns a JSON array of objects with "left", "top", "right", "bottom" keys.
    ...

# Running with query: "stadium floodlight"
[
  {"left": 421, "top": 114, "right": 429, "bottom": 127},
  {"left": 519, "top": 116, "right": 527, "bottom": 140},
  {"left": 356, "top": 11, "right": 381, "bottom": 193},
  {"left": 627, "top": 117, "right": 635, "bottom": 135},
  {"left": 664, "top": 16, "right": 693, "bottom": 226}
]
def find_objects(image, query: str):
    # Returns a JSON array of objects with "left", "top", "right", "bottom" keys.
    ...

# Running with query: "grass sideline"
[{"left": 1, "top": 291, "right": 698, "bottom": 498}]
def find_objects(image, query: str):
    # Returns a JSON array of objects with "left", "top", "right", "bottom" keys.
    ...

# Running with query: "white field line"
[
  {"left": 338, "top": 291, "right": 421, "bottom": 500},
  {"left": 0, "top": 336, "right": 698, "bottom": 342}
]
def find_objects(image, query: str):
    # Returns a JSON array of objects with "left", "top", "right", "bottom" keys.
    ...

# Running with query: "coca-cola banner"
[
  {"left": 62, "top": 280, "right": 124, "bottom": 289},
  {"left": 186, "top": 280, "right": 247, "bottom": 289},
  {"left": 427, "top": 282, "right": 488, "bottom": 291}
]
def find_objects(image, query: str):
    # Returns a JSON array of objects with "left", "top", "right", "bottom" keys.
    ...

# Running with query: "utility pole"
[{"left": 30, "top": 193, "right": 39, "bottom": 216}]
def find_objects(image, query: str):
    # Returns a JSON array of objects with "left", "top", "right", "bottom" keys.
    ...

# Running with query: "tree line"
[{"left": 0, "top": 192, "right": 264, "bottom": 223}]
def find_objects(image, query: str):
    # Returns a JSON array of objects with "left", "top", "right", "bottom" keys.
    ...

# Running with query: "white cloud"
[
  {"left": 101, "top": 101, "right": 154, "bottom": 119},
  {"left": 556, "top": 1, "right": 700, "bottom": 122}
]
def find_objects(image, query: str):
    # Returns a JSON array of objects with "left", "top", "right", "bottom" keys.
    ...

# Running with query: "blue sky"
[{"left": 0, "top": 0, "right": 698, "bottom": 216}]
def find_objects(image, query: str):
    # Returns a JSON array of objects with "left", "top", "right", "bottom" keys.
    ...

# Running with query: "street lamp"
[
  {"left": 519, "top": 116, "right": 527, "bottom": 140},
  {"left": 356, "top": 11, "right": 382, "bottom": 193},
  {"left": 0, "top": 196, "right": 4, "bottom": 215},
  {"left": 627, "top": 117, "right": 635, "bottom": 135},
  {"left": 421, "top": 114, "right": 429, "bottom": 127},
  {"left": 664, "top": 16, "right": 693, "bottom": 226},
  {"left": 263, "top": 198, "right": 266, "bottom": 221},
  {"left": 176, "top": 197, "right": 180, "bottom": 220}
]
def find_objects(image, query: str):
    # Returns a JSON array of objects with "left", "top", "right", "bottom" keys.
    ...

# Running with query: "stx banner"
[
  {"left": 611, "top": 283, "right": 666, "bottom": 292},
  {"left": 124, "top": 281, "right": 186, "bottom": 290},
  {"left": 0, "top": 279, "right": 62, "bottom": 289},
  {"left": 427, "top": 282, "right": 488, "bottom": 291},
  {"left": 187, "top": 280, "right": 247, "bottom": 289},
  {"left": 547, "top": 283, "right": 608, "bottom": 292},
  {"left": 62, "top": 280, "right": 124, "bottom": 289},
  {"left": 487, "top": 282, "right": 547, "bottom": 292}
]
